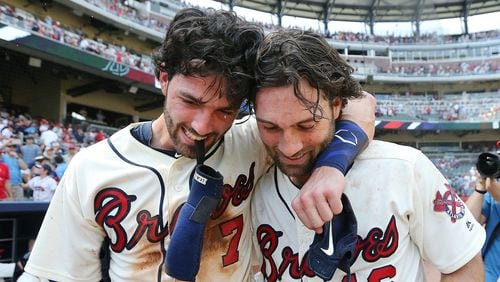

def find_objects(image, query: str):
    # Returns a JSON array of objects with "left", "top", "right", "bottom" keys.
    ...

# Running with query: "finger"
[
  {"left": 327, "top": 194, "right": 343, "bottom": 216},
  {"left": 315, "top": 197, "right": 334, "bottom": 223},
  {"left": 314, "top": 227, "right": 323, "bottom": 234},
  {"left": 292, "top": 195, "right": 324, "bottom": 231}
]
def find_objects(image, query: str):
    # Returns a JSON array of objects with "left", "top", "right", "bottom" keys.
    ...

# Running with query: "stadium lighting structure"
[{"left": 71, "top": 112, "right": 86, "bottom": 121}]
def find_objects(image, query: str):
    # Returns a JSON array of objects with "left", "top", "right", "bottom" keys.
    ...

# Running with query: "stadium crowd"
[
  {"left": 0, "top": 108, "right": 108, "bottom": 202},
  {"left": 1, "top": 1, "right": 500, "bottom": 79},
  {"left": 375, "top": 91, "right": 500, "bottom": 121}
]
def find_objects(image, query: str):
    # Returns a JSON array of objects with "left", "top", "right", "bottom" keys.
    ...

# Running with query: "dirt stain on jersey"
[
  {"left": 134, "top": 240, "right": 163, "bottom": 271},
  {"left": 197, "top": 219, "right": 233, "bottom": 277}
]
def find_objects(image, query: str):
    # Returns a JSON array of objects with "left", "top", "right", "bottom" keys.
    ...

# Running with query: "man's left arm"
[
  {"left": 441, "top": 253, "right": 484, "bottom": 281},
  {"left": 292, "top": 91, "right": 376, "bottom": 232}
]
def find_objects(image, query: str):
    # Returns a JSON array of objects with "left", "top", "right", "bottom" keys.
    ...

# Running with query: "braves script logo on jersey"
[
  {"left": 433, "top": 183, "right": 465, "bottom": 223},
  {"left": 94, "top": 163, "right": 256, "bottom": 262},
  {"left": 257, "top": 215, "right": 399, "bottom": 281},
  {"left": 211, "top": 162, "right": 255, "bottom": 219}
]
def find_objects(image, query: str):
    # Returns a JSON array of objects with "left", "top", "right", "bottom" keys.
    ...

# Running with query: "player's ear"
[
  {"left": 159, "top": 72, "right": 169, "bottom": 97},
  {"left": 331, "top": 97, "right": 342, "bottom": 120}
]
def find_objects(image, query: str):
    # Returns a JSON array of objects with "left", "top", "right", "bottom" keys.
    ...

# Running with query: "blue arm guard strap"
[{"left": 313, "top": 120, "right": 369, "bottom": 174}]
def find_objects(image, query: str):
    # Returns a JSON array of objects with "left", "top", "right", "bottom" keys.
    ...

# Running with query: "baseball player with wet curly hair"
[{"left": 251, "top": 29, "right": 485, "bottom": 281}]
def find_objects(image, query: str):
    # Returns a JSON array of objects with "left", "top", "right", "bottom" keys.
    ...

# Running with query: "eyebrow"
[
  {"left": 179, "top": 91, "right": 237, "bottom": 111},
  {"left": 255, "top": 116, "right": 316, "bottom": 126}
]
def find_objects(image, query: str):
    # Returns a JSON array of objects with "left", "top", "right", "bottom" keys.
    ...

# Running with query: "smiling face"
[
  {"left": 255, "top": 79, "right": 341, "bottom": 186},
  {"left": 158, "top": 72, "right": 240, "bottom": 158}
]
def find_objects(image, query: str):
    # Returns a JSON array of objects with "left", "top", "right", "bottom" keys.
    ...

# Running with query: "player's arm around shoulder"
[
  {"left": 340, "top": 91, "right": 376, "bottom": 142},
  {"left": 292, "top": 91, "right": 376, "bottom": 233}
]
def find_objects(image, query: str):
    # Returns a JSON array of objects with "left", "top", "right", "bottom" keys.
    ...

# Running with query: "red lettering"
[
  {"left": 127, "top": 210, "right": 170, "bottom": 249},
  {"left": 94, "top": 188, "right": 169, "bottom": 252},
  {"left": 212, "top": 163, "right": 255, "bottom": 218},
  {"left": 219, "top": 215, "right": 244, "bottom": 266},
  {"left": 95, "top": 188, "right": 137, "bottom": 252},
  {"left": 353, "top": 215, "right": 398, "bottom": 263},
  {"left": 368, "top": 265, "right": 396, "bottom": 281},
  {"left": 256, "top": 224, "right": 314, "bottom": 281}
]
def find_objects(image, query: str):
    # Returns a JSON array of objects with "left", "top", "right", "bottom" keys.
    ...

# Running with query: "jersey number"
[{"left": 219, "top": 214, "right": 244, "bottom": 266}]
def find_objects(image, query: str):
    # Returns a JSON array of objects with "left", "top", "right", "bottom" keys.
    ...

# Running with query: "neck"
[
  {"left": 289, "top": 175, "right": 310, "bottom": 188},
  {"left": 151, "top": 115, "right": 175, "bottom": 150}
]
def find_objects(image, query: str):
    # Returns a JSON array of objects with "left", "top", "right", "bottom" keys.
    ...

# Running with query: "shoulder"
[{"left": 357, "top": 140, "right": 423, "bottom": 164}]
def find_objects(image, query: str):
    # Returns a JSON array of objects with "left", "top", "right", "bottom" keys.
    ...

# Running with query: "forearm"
[
  {"left": 340, "top": 91, "right": 376, "bottom": 142},
  {"left": 6, "top": 183, "right": 13, "bottom": 200},
  {"left": 465, "top": 191, "right": 485, "bottom": 223},
  {"left": 441, "top": 253, "right": 484, "bottom": 282},
  {"left": 17, "top": 158, "right": 28, "bottom": 170}
]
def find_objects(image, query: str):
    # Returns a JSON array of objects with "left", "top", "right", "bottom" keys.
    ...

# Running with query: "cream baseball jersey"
[
  {"left": 24, "top": 119, "right": 270, "bottom": 282},
  {"left": 252, "top": 140, "right": 486, "bottom": 281}
]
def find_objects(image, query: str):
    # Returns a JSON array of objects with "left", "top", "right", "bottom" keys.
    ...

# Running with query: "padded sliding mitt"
[
  {"left": 165, "top": 164, "right": 223, "bottom": 281},
  {"left": 308, "top": 194, "right": 358, "bottom": 281}
]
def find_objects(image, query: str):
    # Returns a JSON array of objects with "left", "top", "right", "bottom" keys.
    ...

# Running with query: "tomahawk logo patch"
[{"left": 433, "top": 184, "right": 465, "bottom": 223}]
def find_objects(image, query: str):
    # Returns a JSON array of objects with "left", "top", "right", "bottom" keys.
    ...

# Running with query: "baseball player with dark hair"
[
  {"left": 19, "top": 9, "right": 375, "bottom": 282},
  {"left": 251, "top": 29, "right": 486, "bottom": 281}
]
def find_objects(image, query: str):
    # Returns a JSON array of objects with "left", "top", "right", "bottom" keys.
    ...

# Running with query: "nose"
[
  {"left": 278, "top": 130, "right": 303, "bottom": 158},
  {"left": 191, "top": 110, "right": 213, "bottom": 136}
]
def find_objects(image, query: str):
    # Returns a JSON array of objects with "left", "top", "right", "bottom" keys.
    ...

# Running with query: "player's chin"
[
  {"left": 175, "top": 144, "right": 196, "bottom": 158},
  {"left": 277, "top": 163, "right": 309, "bottom": 178}
]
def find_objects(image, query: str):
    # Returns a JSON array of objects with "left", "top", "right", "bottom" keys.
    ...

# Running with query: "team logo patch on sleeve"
[{"left": 432, "top": 184, "right": 465, "bottom": 223}]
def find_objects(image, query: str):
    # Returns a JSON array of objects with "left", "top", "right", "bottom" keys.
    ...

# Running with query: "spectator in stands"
[
  {"left": 1, "top": 124, "right": 16, "bottom": 139},
  {"left": 38, "top": 119, "right": 49, "bottom": 133},
  {"left": 63, "top": 144, "right": 79, "bottom": 163},
  {"left": 53, "top": 155, "right": 67, "bottom": 181},
  {"left": 42, "top": 147, "right": 56, "bottom": 166},
  {"left": 39, "top": 124, "right": 58, "bottom": 149},
  {"left": 466, "top": 173, "right": 500, "bottom": 281},
  {"left": 2, "top": 139, "right": 27, "bottom": 200},
  {"left": 0, "top": 158, "right": 12, "bottom": 201},
  {"left": 21, "top": 164, "right": 57, "bottom": 202},
  {"left": 94, "top": 129, "right": 107, "bottom": 142},
  {"left": 50, "top": 141, "right": 64, "bottom": 156},
  {"left": 71, "top": 127, "right": 85, "bottom": 144},
  {"left": 20, "top": 136, "right": 41, "bottom": 166}
]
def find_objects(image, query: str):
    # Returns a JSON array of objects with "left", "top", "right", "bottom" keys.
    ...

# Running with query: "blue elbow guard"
[
  {"left": 314, "top": 120, "right": 369, "bottom": 174},
  {"left": 165, "top": 164, "right": 223, "bottom": 281}
]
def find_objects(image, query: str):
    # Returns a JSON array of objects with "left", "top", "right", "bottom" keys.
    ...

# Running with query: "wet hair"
[
  {"left": 153, "top": 8, "right": 263, "bottom": 109},
  {"left": 253, "top": 29, "right": 362, "bottom": 119}
]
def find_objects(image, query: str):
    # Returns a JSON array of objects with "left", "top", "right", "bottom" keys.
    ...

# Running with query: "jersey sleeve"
[
  {"left": 409, "top": 151, "right": 485, "bottom": 274},
  {"left": 24, "top": 151, "right": 105, "bottom": 282}
]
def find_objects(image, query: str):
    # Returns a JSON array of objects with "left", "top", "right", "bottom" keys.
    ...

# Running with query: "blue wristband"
[{"left": 313, "top": 120, "right": 368, "bottom": 174}]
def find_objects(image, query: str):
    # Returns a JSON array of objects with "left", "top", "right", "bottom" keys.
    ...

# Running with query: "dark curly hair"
[
  {"left": 153, "top": 8, "right": 263, "bottom": 108},
  {"left": 253, "top": 29, "right": 362, "bottom": 119}
]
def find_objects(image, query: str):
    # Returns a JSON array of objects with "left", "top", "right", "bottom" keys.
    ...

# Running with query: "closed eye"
[
  {"left": 298, "top": 122, "right": 316, "bottom": 130},
  {"left": 219, "top": 109, "right": 236, "bottom": 116}
]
